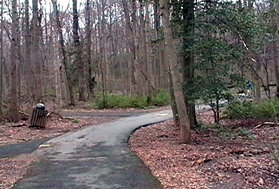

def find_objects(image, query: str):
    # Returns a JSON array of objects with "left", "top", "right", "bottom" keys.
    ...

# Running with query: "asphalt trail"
[{"left": 14, "top": 110, "right": 172, "bottom": 189}]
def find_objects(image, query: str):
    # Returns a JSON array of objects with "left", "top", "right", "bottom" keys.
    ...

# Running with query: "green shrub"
[
  {"left": 224, "top": 101, "right": 255, "bottom": 119},
  {"left": 225, "top": 98, "right": 279, "bottom": 120},
  {"left": 253, "top": 99, "right": 279, "bottom": 120},
  {"left": 153, "top": 89, "right": 171, "bottom": 106},
  {"left": 235, "top": 127, "right": 255, "bottom": 139},
  {"left": 94, "top": 90, "right": 170, "bottom": 109},
  {"left": 72, "top": 119, "right": 80, "bottom": 124},
  {"left": 96, "top": 94, "right": 132, "bottom": 109}
]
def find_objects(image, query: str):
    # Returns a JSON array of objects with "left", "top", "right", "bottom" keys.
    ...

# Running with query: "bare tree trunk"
[
  {"left": 73, "top": 0, "right": 85, "bottom": 101},
  {"left": 86, "top": 0, "right": 95, "bottom": 98},
  {"left": 254, "top": 64, "right": 261, "bottom": 101},
  {"left": 160, "top": 0, "right": 191, "bottom": 144},
  {"left": 10, "top": 0, "right": 20, "bottom": 122},
  {"left": 24, "top": 0, "right": 32, "bottom": 101},
  {"left": 273, "top": 3, "right": 279, "bottom": 98},
  {"left": 0, "top": 0, "right": 3, "bottom": 113},
  {"left": 52, "top": 0, "right": 75, "bottom": 106},
  {"left": 122, "top": 0, "right": 137, "bottom": 95},
  {"left": 31, "top": 0, "right": 42, "bottom": 102}
]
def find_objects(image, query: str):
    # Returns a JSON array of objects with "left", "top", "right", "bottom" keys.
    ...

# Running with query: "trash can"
[{"left": 29, "top": 103, "right": 48, "bottom": 128}]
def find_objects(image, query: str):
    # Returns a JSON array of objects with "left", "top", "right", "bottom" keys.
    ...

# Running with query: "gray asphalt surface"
[
  {"left": 0, "top": 138, "right": 51, "bottom": 158},
  {"left": 14, "top": 110, "right": 173, "bottom": 189}
]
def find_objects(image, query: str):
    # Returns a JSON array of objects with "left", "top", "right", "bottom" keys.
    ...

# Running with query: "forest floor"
[
  {"left": 0, "top": 106, "right": 168, "bottom": 189},
  {"left": 130, "top": 112, "right": 279, "bottom": 189}
]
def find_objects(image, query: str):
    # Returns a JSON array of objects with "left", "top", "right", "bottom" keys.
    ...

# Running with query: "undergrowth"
[
  {"left": 224, "top": 98, "right": 279, "bottom": 121},
  {"left": 94, "top": 89, "right": 170, "bottom": 109},
  {"left": 200, "top": 124, "right": 255, "bottom": 140}
]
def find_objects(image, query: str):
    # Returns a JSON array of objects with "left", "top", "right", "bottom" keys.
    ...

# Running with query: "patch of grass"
[
  {"left": 72, "top": 119, "right": 80, "bottom": 124},
  {"left": 152, "top": 89, "right": 171, "bottom": 106},
  {"left": 94, "top": 90, "right": 170, "bottom": 109}
]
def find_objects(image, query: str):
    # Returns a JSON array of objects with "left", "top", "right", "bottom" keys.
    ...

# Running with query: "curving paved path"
[{"left": 14, "top": 110, "right": 172, "bottom": 189}]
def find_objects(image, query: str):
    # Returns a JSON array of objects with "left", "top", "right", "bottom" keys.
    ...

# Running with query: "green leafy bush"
[
  {"left": 95, "top": 90, "right": 170, "bottom": 109},
  {"left": 96, "top": 94, "right": 132, "bottom": 109},
  {"left": 72, "top": 119, "right": 80, "bottom": 124},
  {"left": 153, "top": 89, "right": 171, "bottom": 106},
  {"left": 253, "top": 99, "right": 279, "bottom": 120},
  {"left": 225, "top": 98, "right": 279, "bottom": 120},
  {"left": 224, "top": 101, "right": 255, "bottom": 119}
]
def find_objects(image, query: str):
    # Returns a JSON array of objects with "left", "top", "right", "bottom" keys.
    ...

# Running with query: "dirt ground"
[{"left": 130, "top": 116, "right": 279, "bottom": 189}]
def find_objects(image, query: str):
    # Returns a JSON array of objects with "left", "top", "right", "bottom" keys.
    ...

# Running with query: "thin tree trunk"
[
  {"left": 0, "top": 0, "right": 3, "bottom": 113},
  {"left": 73, "top": 0, "right": 85, "bottom": 101},
  {"left": 52, "top": 0, "right": 75, "bottom": 106},
  {"left": 31, "top": 0, "right": 42, "bottom": 102},
  {"left": 24, "top": 0, "right": 32, "bottom": 101},
  {"left": 160, "top": 0, "right": 191, "bottom": 144},
  {"left": 122, "top": 0, "right": 137, "bottom": 95},
  {"left": 274, "top": 3, "right": 279, "bottom": 98},
  {"left": 86, "top": 0, "right": 95, "bottom": 98},
  {"left": 254, "top": 64, "right": 261, "bottom": 101},
  {"left": 10, "top": 0, "right": 20, "bottom": 122}
]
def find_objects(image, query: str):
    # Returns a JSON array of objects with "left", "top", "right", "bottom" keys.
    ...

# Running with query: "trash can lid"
[{"left": 36, "top": 103, "right": 46, "bottom": 110}]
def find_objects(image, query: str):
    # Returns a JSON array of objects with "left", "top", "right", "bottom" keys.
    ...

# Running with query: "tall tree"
[
  {"left": 31, "top": 0, "right": 42, "bottom": 102},
  {"left": 181, "top": 0, "right": 197, "bottom": 127},
  {"left": 121, "top": 0, "right": 137, "bottom": 95},
  {"left": 0, "top": 0, "right": 3, "bottom": 113},
  {"left": 160, "top": 0, "right": 191, "bottom": 143},
  {"left": 86, "top": 0, "right": 95, "bottom": 97},
  {"left": 73, "top": 0, "right": 86, "bottom": 101},
  {"left": 24, "top": 0, "right": 32, "bottom": 97},
  {"left": 10, "top": 0, "right": 20, "bottom": 122},
  {"left": 273, "top": 2, "right": 279, "bottom": 98},
  {"left": 52, "top": 0, "right": 75, "bottom": 106}
]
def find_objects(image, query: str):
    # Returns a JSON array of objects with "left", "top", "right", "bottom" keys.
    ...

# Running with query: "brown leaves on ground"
[
  {"left": 0, "top": 154, "right": 38, "bottom": 189},
  {"left": 130, "top": 119, "right": 279, "bottom": 189}
]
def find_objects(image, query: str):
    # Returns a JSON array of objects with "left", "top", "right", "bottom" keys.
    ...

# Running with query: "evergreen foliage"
[{"left": 180, "top": 1, "right": 270, "bottom": 122}]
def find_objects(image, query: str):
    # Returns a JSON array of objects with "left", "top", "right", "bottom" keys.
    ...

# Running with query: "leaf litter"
[{"left": 129, "top": 116, "right": 279, "bottom": 189}]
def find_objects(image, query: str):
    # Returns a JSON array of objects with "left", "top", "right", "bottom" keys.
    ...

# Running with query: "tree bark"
[
  {"left": 31, "top": 0, "right": 42, "bottom": 102},
  {"left": 24, "top": 0, "right": 32, "bottom": 101},
  {"left": 10, "top": 0, "right": 20, "bottom": 122},
  {"left": 160, "top": 0, "right": 191, "bottom": 144},
  {"left": 122, "top": 0, "right": 137, "bottom": 95},
  {"left": 181, "top": 0, "right": 197, "bottom": 127},
  {"left": 169, "top": 70, "right": 179, "bottom": 127},
  {"left": 52, "top": 0, "right": 75, "bottom": 106},
  {"left": 274, "top": 3, "right": 279, "bottom": 98},
  {"left": 86, "top": 0, "right": 95, "bottom": 98},
  {"left": 0, "top": 0, "right": 3, "bottom": 113},
  {"left": 73, "top": 0, "right": 86, "bottom": 101}
]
